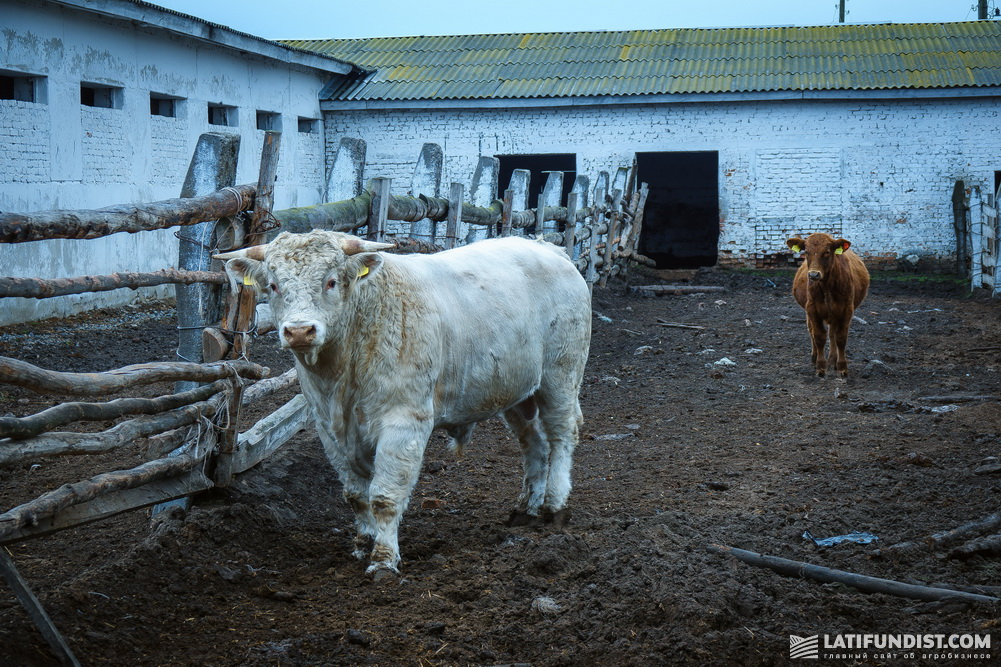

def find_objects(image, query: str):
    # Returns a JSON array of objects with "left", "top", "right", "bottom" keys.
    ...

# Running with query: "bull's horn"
[
  {"left": 341, "top": 238, "right": 397, "bottom": 255},
  {"left": 213, "top": 244, "right": 267, "bottom": 261}
]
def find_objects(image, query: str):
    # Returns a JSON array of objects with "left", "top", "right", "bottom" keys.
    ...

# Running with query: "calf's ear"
[
  {"left": 833, "top": 238, "right": 851, "bottom": 255},
  {"left": 786, "top": 237, "right": 806, "bottom": 253}
]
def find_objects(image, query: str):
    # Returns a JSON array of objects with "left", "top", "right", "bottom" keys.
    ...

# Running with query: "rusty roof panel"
[{"left": 294, "top": 21, "right": 1001, "bottom": 102}]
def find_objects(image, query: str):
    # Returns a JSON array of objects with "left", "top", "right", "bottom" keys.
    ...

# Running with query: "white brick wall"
[
  {"left": 0, "top": 101, "right": 49, "bottom": 183},
  {"left": 324, "top": 96, "right": 1000, "bottom": 267}
]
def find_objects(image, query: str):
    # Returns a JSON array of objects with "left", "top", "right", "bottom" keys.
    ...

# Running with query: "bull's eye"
[
  {"left": 268, "top": 282, "right": 279, "bottom": 294},
  {"left": 325, "top": 278, "right": 337, "bottom": 290}
]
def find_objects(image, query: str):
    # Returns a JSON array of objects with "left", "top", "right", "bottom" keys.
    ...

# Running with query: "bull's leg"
[
  {"left": 502, "top": 396, "right": 550, "bottom": 526},
  {"left": 365, "top": 421, "right": 432, "bottom": 578},
  {"left": 538, "top": 396, "right": 582, "bottom": 526},
  {"left": 808, "top": 313, "right": 829, "bottom": 377},
  {"left": 316, "top": 431, "right": 375, "bottom": 560}
]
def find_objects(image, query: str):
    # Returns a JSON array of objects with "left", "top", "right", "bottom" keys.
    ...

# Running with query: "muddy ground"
[{"left": 0, "top": 267, "right": 999, "bottom": 666}]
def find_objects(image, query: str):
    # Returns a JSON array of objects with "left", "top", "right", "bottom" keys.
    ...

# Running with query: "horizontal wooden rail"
[
  {"left": 0, "top": 395, "right": 225, "bottom": 466},
  {"left": 0, "top": 184, "right": 256, "bottom": 244},
  {"left": 0, "top": 269, "right": 226, "bottom": 300},
  {"left": 0, "top": 380, "right": 229, "bottom": 440},
  {"left": 0, "top": 357, "right": 266, "bottom": 397}
]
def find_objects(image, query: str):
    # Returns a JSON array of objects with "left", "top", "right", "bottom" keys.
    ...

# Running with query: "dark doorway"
[
  {"left": 635, "top": 152, "right": 719, "bottom": 269},
  {"left": 497, "top": 153, "right": 576, "bottom": 207}
]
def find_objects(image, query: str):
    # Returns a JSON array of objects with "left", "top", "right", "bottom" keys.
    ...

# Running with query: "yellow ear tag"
[
  {"left": 834, "top": 246, "right": 844, "bottom": 255},
  {"left": 791, "top": 245, "right": 801, "bottom": 253},
  {"left": 357, "top": 265, "right": 369, "bottom": 278},
  {"left": 242, "top": 275, "right": 255, "bottom": 286}
]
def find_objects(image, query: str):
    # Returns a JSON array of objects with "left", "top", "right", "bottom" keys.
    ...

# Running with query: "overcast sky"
[{"left": 148, "top": 0, "right": 991, "bottom": 41}]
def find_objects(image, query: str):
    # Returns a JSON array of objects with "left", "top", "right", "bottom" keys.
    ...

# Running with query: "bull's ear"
[
  {"left": 833, "top": 238, "right": 851, "bottom": 255},
  {"left": 786, "top": 237, "right": 805, "bottom": 253},
  {"left": 219, "top": 256, "right": 266, "bottom": 294},
  {"left": 349, "top": 253, "right": 384, "bottom": 284},
  {"left": 213, "top": 246, "right": 267, "bottom": 293}
]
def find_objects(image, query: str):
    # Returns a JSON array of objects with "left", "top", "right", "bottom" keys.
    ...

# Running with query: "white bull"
[{"left": 217, "top": 231, "right": 591, "bottom": 577}]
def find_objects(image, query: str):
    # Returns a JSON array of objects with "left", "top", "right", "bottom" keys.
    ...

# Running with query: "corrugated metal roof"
[{"left": 283, "top": 21, "right": 1001, "bottom": 102}]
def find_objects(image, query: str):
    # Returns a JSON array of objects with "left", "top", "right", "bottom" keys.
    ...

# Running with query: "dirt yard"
[{"left": 1, "top": 267, "right": 999, "bottom": 666}]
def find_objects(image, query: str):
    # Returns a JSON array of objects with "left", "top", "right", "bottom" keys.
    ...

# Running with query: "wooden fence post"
[
  {"left": 409, "top": 143, "right": 443, "bottom": 243},
  {"left": 564, "top": 192, "right": 579, "bottom": 259},
  {"left": 368, "top": 177, "right": 391, "bottom": 242},
  {"left": 599, "top": 188, "right": 623, "bottom": 288},
  {"left": 501, "top": 188, "right": 515, "bottom": 237},
  {"left": 569, "top": 174, "right": 590, "bottom": 257},
  {"left": 445, "top": 183, "right": 463, "bottom": 249},
  {"left": 229, "top": 131, "right": 280, "bottom": 362}
]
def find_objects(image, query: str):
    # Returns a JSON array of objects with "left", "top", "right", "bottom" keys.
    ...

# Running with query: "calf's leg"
[
  {"left": 830, "top": 317, "right": 852, "bottom": 377},
  {"left": 807, "top": 312, "right": 829, "bottom": 377}
]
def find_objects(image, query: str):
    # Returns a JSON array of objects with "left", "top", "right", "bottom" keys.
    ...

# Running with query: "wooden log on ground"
[
  {"left": 707, "top": 544, "right": 1001, "bottom": 604},
  {"left": 629, "top": 284, "right": 726, "bottom": 296},
  {"left": 0, "top": 380, "right": 228, "bottom": 439},
  {"left": 0, "top": 269, "right": 226, "bottom": 300},
  {"left": 875, "top": 513, "right": 1001, "bottom": 558},
  {"left": 657, "top": 320, "right": 706, "bottom": 330},
  {"left": 0, "top": 184, "right": 256, "bottom": 244},
  {"left": 0, "top": 395, "right": 225, "bottom": 467},
  {"left": 949, "top": 534, "right": 1001, "bottom": 558},
  {"left": 232, "top": 394, "right": 311, "bottom": 475},
  {"left": 0, "top": 550, "right": 81, "bottom": 666},
  {"left": 0, "top": 453, "right": 205, "bottom": 540},
  {"left": 0, "top": 357, "right": 266, "bottom": 397}
]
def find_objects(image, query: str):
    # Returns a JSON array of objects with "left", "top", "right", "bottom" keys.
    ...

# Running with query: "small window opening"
[
  {"left": 0, "top": 71, "right": 44, "bottom": 102},
  {"left": 208, "top": 103, "right": 238, "bottom": 127},
  {"left": 150, "top": 93, "right": 180, "bottom": 118},
  {"left": 80, "top": 83, "right": 122, "bottom": 109},
  {"left": 256, "top": 110, "right": 282, "bottom": 131},
  {"left": 297, "top": 117, "right": 319, "bottom": 133}
]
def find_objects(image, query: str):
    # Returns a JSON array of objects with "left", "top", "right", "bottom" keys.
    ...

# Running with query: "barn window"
[
  {"left": 256, "top": 110, "right": 282, "bottom": 132},
  {"left": 150, "top": 93, "right": 183, "bottom": 118},
  {"left": 297, "top": 116, "right": 319, "bottom": 133},
  {"left": 0, "top": 70, "right": 45, "bottom": 103},
  {"left": 208, "top": 103, "right": 238, "bottom": 127},
  {"left": 635, "top": 151, "right": 720, "bottom": 269},
  {"left": 80, "top": 82, "right": 122, "bottom": 109}
]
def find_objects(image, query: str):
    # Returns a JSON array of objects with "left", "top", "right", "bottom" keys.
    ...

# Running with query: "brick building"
[{"left": 3, "top": 2, "right": 1000, "bottom": 324}]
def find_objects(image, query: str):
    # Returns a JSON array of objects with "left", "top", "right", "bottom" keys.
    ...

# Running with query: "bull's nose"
[
  {"left": 808, "top": 271, "right": 822, "bottom": 281},
  {"left": 283, "top": 323, "right": 317, "bottom": 348}
]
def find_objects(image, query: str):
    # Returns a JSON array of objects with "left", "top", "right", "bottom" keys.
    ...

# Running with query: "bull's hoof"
[
  {"left": 543, "top": 509, "right": 571, "bottom": 527},
  {"left": 366, "top": 563, "right": 400, "bottom": 582},
  {"left": 507, "top": 510, "right": 541, "bottom": 527},
  {"left": 815, "top": 368, "right": 826, "bottom": 378}
]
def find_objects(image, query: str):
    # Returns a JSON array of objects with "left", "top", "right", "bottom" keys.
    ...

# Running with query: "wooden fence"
[{"left": 0, "top": 131, "right": 649, "bottom": 664}]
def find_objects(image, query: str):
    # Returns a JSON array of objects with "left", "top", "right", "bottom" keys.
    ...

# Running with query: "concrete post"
[
  {"left": 409, "top": 143, "right": 443, "bottom": 242},
  {"left": 325, "top": 137, "right": 366, "bottom": 205},
  {"left": 466, "top": 156, "right": 500, "bottom": 243}
]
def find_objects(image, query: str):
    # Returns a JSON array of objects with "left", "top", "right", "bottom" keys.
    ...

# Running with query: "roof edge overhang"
[
  {"left": 48, "top": 0, "right": 363, "bottom": 76},
  {"left": 320, "top": 86, "right": 1001, "bottom": 112}
]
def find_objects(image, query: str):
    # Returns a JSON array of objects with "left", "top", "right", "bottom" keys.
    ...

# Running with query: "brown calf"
[{"left": 786, "top": 233, "right": 870, "bottom": 377}]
